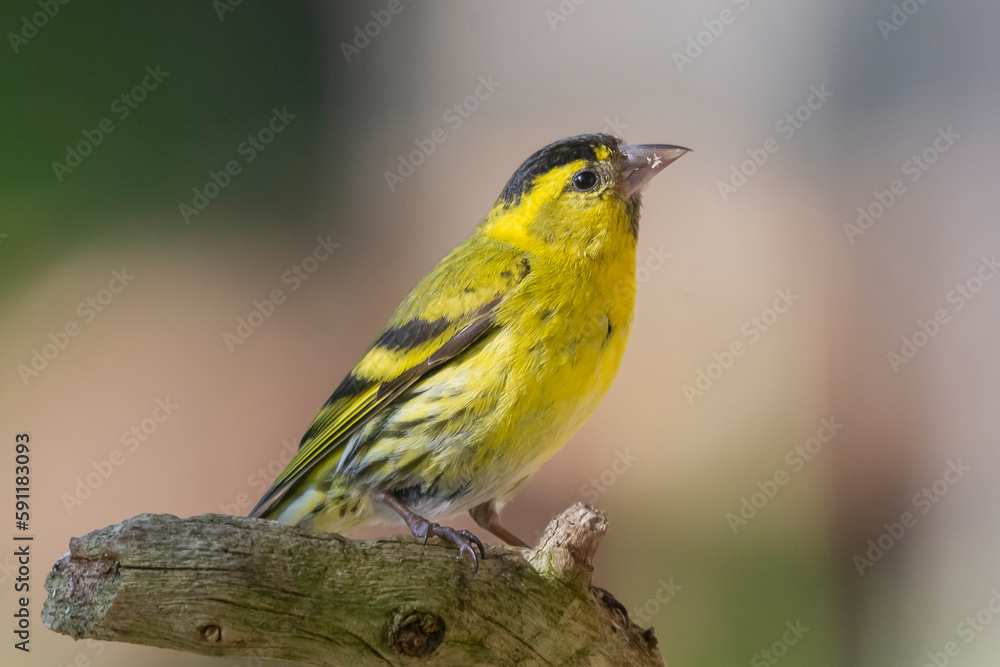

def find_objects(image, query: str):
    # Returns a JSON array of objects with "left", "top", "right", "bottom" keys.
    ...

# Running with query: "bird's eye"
[{"left": 572, "top": 169, "right": 599, "bottom": 192}]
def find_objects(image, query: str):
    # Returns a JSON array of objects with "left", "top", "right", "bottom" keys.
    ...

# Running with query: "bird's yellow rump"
[{"left": 250, "top": 134, "right": 688, "bottom": 568}]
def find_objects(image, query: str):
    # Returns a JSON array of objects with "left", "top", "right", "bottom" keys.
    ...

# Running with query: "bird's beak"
[{"left": 618, "top": 144, "right": 691, "bottom": 196}]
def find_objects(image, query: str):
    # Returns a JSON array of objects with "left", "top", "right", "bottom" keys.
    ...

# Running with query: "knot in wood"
[
  {"left": 199, "top": 624, "right": 222, "bottom": 643},
  {"left": 388, "top": 609, "right": 445, "bottom": 658}
]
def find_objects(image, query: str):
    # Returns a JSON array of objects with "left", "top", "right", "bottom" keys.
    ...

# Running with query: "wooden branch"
[{"left": 43, "top": 503, "right": 664, "bottom": 667}]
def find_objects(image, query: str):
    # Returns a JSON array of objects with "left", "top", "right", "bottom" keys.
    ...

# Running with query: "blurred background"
[{"left": 2, "top": 1, "right": 999, "bottom": 665}]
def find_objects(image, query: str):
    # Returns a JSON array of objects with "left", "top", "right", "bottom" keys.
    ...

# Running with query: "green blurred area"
[{"left": 0, "top": 1, "right": 329, "bottom": 310}]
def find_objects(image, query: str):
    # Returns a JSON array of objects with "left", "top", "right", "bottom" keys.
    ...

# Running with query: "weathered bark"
[{"left": 43, "top": 503, "right": 663, "bottom": 666}]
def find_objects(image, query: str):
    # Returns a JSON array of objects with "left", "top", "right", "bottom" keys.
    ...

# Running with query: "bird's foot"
[
  {"left": 380, "top": 492, "right": 486, "bottom": 572},
  {"left": 419, "top": 522, "right": 486, "bottom": 572}
]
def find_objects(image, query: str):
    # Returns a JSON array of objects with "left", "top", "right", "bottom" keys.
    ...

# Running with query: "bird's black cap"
[{"left": 496, "top": 134, "right": 621, "bottom": 208}]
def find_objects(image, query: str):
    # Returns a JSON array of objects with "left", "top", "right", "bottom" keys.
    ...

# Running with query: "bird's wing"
[{"left": 249, "top": 240, "right": 531, "bottom": 519}]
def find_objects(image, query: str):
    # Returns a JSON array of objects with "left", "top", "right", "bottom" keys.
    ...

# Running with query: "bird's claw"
[{"left": 421, "top": 522, "right": 486, "bottom": 572}]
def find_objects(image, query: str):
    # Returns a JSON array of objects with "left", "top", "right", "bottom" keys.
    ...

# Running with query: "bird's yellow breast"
[
  {"left": 343, "top": 216, "right": 639, "bottom": 509},
  {"left": 470, "top": 193, "right": 639, "bottom": 487}
]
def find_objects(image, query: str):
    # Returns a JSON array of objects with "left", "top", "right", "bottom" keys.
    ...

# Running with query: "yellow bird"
[{"left": 250, "top": 134, "right": 688, "bottom": 569}]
